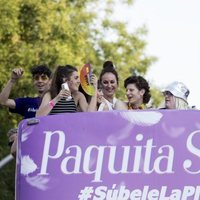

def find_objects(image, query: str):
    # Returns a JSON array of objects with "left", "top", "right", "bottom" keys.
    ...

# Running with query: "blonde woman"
[{"left": 161, "top": 81, "right": 190, "bottom": 109}]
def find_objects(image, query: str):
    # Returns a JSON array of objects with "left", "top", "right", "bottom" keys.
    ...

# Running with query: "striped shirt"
[{"left": 49, "top": 97, "right": 77, "bottom": 115}]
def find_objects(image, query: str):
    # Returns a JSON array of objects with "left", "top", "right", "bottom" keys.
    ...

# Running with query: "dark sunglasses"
[
  {"left": 163, "top": 91, "right": 173, "bottom": 96},
  {"left": 33, "top": 74, "right": 49, "bottom": 81}
]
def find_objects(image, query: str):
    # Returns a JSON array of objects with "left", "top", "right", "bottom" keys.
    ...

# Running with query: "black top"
[{"left": 49, "top": 97, "right": 77, "bottom": 115}]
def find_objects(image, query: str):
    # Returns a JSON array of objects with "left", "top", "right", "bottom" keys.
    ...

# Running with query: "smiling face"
[
  {"left": 101, "top": 72, "right": 118, "bottom": 100},
  {"left": 163, "top": 91, "right": 176, "bottom": 109},
  {"left": 33, "top": 74, "right": 50, "bottom": 96},
  {"left": 126, "top": 83, "right": 144, "bottom": 108},
  {"left": 67, "top": 71, "right": 80, "bottom": 92}
]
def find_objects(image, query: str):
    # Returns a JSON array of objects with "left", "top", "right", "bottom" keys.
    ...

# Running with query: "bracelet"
[{"left": 49, "top": 100, "right": 55, "bottom": 108}]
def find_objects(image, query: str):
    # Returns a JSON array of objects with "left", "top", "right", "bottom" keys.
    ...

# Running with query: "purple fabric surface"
[{"left": 16, "top": 110, "right": 200, "bottom": 200}]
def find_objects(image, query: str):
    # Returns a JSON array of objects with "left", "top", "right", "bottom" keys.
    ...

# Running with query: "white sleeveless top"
[{"left": 98, "top": 97, "right": 117, "bottom": 111}]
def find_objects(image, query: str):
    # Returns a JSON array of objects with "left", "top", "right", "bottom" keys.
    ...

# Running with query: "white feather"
[
  {"left": 119, "top": 111, "right": 163, "bottom": 126},
  {"left": 26, "top": 175, "right": 49, "bottom": 191},
  {"left": 21, "top": 155, "right": 37, "bottom": 176}
]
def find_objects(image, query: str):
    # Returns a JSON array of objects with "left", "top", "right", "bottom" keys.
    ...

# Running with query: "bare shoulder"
[
  {"left": 73, "top": 91, "right": 88, "bottom": 112},
  {"left": 114, "top": 99, "right": 128, "bottom": 110},
  {"left": 73, "top": 91, "right": 84, "bottom": 100},
  {"left": 43, "top": 92, "right": 51, "bottom": 99},
  {"left": 73, "top": 91, "right": 87, "bottom": 105},
  {"left": 41, "top": 92, "right": 51, "bottom": 104}
]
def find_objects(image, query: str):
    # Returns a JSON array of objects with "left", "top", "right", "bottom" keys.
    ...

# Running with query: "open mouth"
[{"left": 127, "top": 96, "right": 134, "bottom": 101}]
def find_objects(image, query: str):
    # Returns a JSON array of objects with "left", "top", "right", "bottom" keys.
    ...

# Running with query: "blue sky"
[{"left": 114, "top": 0, "right": 200, "bottom": 108}]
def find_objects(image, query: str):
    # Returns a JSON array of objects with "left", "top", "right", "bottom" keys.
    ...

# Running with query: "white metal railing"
[{"left": 0, "top": 154, "right": 13, "bottom": 169}]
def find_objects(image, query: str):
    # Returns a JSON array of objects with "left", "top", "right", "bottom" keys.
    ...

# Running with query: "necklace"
[{"left": 128, "top": 102, "right": 145, "bottom": 110}]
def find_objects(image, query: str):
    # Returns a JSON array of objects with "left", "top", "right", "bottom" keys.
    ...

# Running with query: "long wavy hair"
[
  {"left": 174, "top": 97, "right": 189, "bottom": 109},
  {"left": 50, "top": 65, "right": 77, "bottom": 98}
]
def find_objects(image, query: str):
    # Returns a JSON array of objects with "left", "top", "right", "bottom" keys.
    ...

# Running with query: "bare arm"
[
  {"left": 114, "top": 100, "right": 128, "bottom": 110},
  {"left": 36, "top": 89, "right": 71, "bottom": 116},
  {"left": 87, "top": 91, "right": 98, "bottom": 111},
  {"left": 87, "top": 74, "right": 98, "bottom": 112},
  {"left": 36, "top": 92, "right": 52, "bottom": 116},
  {"left": 75, "top": 92, "right": 89, "bottom": 112},
  {"left": 76, "top": 74, "right": 100, "bottom": 112},
  {"left": 0, "top": 68, "right": 24, "bottom": 109},
  {"left": 10, "top": 135, "right": 17, "bottom": 158}
]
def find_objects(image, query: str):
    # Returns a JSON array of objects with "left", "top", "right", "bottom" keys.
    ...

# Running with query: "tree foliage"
[{"left": 0, "top": 1, "right": 159, "bottom": 199}]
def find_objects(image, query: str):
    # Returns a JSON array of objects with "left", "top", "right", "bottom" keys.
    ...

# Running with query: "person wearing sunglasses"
[
  {"left": 0, "top": 65, "right": 52, "bottom": 119},
  {"left": 161, "top": 81, "right": 190, "bottom": 109}
]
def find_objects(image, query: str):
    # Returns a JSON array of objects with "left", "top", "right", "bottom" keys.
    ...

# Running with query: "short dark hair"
[
  {"left": 124, "top": 75, "right": 151, "bottom": 104},
  {"left": 30, "top": 65, "right": 52, "bottom": 78}
]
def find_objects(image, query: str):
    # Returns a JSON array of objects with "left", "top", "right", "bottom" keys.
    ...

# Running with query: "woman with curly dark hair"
[{"left": 124, "top": 75, "right": 151, "bottom": 110}]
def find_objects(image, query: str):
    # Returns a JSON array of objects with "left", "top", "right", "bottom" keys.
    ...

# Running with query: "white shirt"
[{"left": 98, "top": 97, "right": 117, "bottom": 111}]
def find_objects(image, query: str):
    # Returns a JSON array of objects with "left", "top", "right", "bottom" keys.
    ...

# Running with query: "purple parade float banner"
[{"left": 16, "top": 110, "right": 200, "bottom": 200}]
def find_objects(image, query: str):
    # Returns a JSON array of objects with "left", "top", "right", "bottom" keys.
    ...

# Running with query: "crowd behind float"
[{"left": 0, "top": 61, "right": 192, "bottom": 157}]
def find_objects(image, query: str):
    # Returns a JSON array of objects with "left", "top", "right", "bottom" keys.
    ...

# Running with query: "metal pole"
[{"left": 0, "top": 154, "right": 14, "bottom": 169}]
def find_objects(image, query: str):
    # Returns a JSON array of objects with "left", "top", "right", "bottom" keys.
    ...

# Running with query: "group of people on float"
[
  {"left": 0, "top": 61, "right": 191, "bottom": 156},
  {"left": 35, "top": 61, "right": 191, "bottom": 116},
  {"left": 0, "top": 61, "right": 191, "bottom": 117}
]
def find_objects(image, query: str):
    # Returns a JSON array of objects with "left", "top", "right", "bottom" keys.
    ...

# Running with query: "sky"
[{"left": 114, "top": 0, "right": 200, "bottom": 108}]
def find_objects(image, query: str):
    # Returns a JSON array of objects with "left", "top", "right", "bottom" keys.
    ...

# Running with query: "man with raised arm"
[
  {"left": 0, "top": 65, "right": 51, "bottom": 157},
  {"left": 0, "top": 65, "right": 52, "bottom": 119}
]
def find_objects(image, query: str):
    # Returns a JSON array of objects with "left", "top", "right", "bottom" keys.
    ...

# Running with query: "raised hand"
[
  {"left": 90, "top": 74, "right": 98, "bottom": 90},
  {"left": 57, "top": 87, "right": 72, "bottom": 100},
  {"left": 11, "top": 68, "right": 24, "bottom": 81}
]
